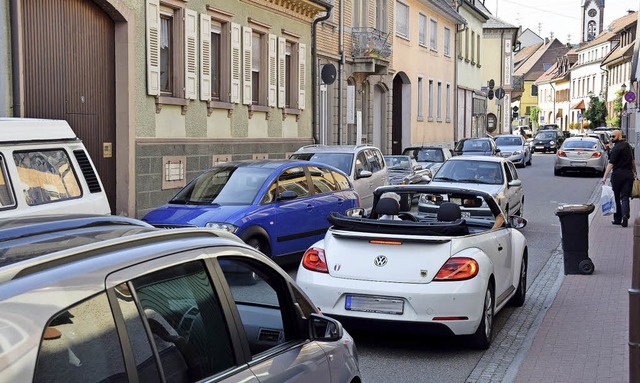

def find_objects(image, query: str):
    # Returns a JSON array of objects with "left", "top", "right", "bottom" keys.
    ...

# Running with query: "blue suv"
[{"left": 143, "top": 160, "right": 359, "bottom": 260}]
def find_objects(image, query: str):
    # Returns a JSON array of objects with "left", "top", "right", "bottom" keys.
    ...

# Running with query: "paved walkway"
[{"left": 466, "top": 190, "right": 635, "bottom": 382}]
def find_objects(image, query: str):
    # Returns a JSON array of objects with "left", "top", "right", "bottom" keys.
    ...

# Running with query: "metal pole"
[{"left": 631, "top": 217, "right": 640, "bottom": 382}]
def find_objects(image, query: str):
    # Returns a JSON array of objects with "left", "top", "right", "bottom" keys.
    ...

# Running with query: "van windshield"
[{"left": 290, "top": 153, "right": 353, "bottom": 174}]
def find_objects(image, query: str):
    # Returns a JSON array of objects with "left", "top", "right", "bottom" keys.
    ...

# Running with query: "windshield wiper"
[{"left": 433, "top": 176, "right": 458, "bottom": 182}]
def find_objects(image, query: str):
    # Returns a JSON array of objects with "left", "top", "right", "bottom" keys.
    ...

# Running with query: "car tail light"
[
  {"left": 433, "top": 257, "right": 479, "bottom": 281},
  {"left": 591, "top": 152, "right": 602, "bottom": 158},
  {"left": 302, "top": 248, "right": 329, "bottom": 273},
  {"left": 557, "top": 150, "right": 567, "bottom": 157}
]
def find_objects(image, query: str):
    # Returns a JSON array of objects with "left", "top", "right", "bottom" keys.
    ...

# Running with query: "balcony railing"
[{"left": 351, "top": 28, "right": 391, "bottom": 60}]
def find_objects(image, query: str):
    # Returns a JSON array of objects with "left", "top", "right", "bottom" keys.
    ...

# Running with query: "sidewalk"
[{"left": 514, "top": 199, "right": 636, "bottom": 382}]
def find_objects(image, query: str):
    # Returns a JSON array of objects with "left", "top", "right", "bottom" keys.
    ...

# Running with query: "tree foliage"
[
  {"left": 606, "top": 89, "right": 625, "bottom": 128},
  {"left": 530, "top": 106, "right": 540, "bottom": 128},
  {"left": 584, "top": 96, "right": 607, "bottom": 128}
]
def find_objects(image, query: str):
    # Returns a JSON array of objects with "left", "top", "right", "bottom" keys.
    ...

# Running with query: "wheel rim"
[{"left": 483, "top": 289, "right": 493, "bottom": 338}]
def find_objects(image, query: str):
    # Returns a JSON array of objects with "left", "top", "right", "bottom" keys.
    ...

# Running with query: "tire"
[
  {"left": 509, "top": 256, "right": 527, "bottom": 307},
  {"left": 553, "top": 148, "right": 558, "bottom": 154},
  {"left": 554, "top": 168, "right": 561, "bottom": 176},
  {"left": 526, "top": 155, "right": 532, "bottom": 166},
  {"left": 469, "top": 284, "right": 494, "bottom": 349},
  {"left": 246, "top": 236, "right": 271, "bottom": 257},
  {"left": 578, "top": 259, "right": 595, "bottom": 275}
]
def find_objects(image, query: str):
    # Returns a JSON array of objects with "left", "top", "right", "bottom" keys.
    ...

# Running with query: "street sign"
[
  {"left": 488, "top": 89, "right": 494, "bottom": 100},
  {"left": 541, "top": 116, "right": 545, "bottom": 121},
  {"left": 625, "top": 91, "right": 636, "bottom": 103},
  {"left": 495, "top": 88, "right": 505, "bottom": 100}
]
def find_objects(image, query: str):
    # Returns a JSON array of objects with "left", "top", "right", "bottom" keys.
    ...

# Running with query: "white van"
[{"left": 0, "top": 118, "right": 110, "bottom": 218}]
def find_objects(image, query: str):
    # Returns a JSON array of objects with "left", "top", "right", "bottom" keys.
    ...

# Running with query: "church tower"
[{"left": 581, "top": 0, "right": 605, "bottom": 43}]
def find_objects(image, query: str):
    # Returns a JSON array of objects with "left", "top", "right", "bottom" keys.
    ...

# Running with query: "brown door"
[{"left": 22, "top": 0, "right": 116, "bottom": 213}]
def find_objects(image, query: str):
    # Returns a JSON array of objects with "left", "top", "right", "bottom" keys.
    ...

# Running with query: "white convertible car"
[{"left": 296, "top": 185, "right": 528, "bottom": 349}]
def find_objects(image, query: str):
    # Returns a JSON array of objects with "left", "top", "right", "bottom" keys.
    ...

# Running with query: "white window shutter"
[
  {"left": 298, "top": 43, "right": 306, "bottom": 110},
  {"left": 230, "top": 22, "right": 241, "bottom": 104},
  {"left": 242, "top": 26, "right": 253, "bottom": 105},
  {"left": 146, "top": 0, "right": 160, "bottom": 96},
  {"left": 184, "top": 9, "right": 198, "bottom": 100},
  {"left": 268, "top": 34, "right": 277, "bottom": 107},
  {"left": 277, "top": 37, "right": 286, "bottom": 109},
  {"left": 199, "top": 14, "right": 211, "bottom": 101}
]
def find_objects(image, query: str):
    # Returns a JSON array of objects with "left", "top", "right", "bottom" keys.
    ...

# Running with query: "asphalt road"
[{"left": 284, "top": 152, "right": 601, "bottom": 382}]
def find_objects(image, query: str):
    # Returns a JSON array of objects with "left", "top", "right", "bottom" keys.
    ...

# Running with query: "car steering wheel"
[{"left": 398, "top": 213, "right": 419, "bottom": 222}]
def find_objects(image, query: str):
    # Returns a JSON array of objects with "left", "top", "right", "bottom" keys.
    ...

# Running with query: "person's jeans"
[{"left": 612, "top": 171, "right": 634, "bottom": 222}]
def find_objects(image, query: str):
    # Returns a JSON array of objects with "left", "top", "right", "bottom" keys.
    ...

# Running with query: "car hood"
[
  {"left": 142, "top": 204, "right": 249, "bottom": 226},
  {"left": 429, "top": 180, "right": 502, "bottom": 196},
  {"left": 388, "top": 170, "right": 410, "bottom": 183}
]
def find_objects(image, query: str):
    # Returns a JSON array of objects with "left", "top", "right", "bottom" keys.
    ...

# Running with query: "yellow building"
[{"left": 392, "top": 0, "right": 465, "bottom": 151}]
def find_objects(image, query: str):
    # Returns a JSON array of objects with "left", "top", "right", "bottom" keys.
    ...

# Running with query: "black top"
[{"left": 609, "top": 141, "right": 634, "bottom": 173}]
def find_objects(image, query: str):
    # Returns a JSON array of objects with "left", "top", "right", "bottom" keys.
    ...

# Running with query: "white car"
[
  {"left": 296, "top": 185, "right": 528, "bottom": 349},
  {"left": 420, "top": 156, "right": 524, "bottom": 218}
]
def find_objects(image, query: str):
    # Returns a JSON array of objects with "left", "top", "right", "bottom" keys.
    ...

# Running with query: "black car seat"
[
  {"left": 375, "top": 197, "right": 401, "bottom": 220},
  {"left": 436, "top": 202, "right": 470, "bottom": 236}
]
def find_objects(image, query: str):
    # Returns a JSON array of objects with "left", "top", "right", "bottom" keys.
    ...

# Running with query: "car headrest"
[
  {"left": 437, "top": 202, "right": 462, "bottom": 222},
  {"left": 376, "top": 197, "right": 400, "bottom": 216}
]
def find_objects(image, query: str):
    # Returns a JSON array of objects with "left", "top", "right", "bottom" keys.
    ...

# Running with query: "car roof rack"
[{"left": 0, "top": 228, "right": 242, "bottom": 285}]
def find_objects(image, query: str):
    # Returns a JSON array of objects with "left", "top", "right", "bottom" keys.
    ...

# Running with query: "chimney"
[{"left": 545, "top": 37, "right": 550, "bottom": 44}]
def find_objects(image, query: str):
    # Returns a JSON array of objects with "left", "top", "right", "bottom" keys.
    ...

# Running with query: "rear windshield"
[
  {"left": 564, "top": 140, "right": 598, "bottom": 150},
  {"left": 462, "top": 140, "right": 491, "bottom": 152},
  {"left": 403, "top": 148, "right": 444, "bottom": 162},
  {"left": 290, "top": 153, "right": 353, "bottom": 175}
]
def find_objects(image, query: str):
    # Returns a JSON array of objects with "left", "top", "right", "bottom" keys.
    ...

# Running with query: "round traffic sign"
[
  {"left": 625, "top": 91, "right": 636, "bottom": 103},
  {"left": 495, "top": 88, "right": 505, "bottom": 100}
]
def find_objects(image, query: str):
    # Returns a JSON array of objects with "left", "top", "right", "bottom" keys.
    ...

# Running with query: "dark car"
[
  {"left": 453, "top": 137, "right": 500, "bottom": 156},
  {"left": 539, "top": 124, "right": 560, "bottom": 130},
  {"left": 0, "top": 215, "right": 361, "bottom": 383},
  {"left": 384, "top": 155, "right": 432, "bottom": 209},
  {"left": 142, "top": 160, "right": 359, "bottom": 260},
  {"left": 532, "top": 130, "right": 564, "bottom": 153},
  {"left": 401, "top": 146, "right": 452, "bottom": 174}
]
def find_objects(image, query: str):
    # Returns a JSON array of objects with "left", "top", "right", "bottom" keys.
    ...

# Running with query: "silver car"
[
  {"left": 494, "top": 134, "right": 532, "bottom": 168},
  {"left": 554, "top": 137, "right": 608, "bottom": 176},
  {"left": 420, "top": 156, "right": 525, "bottom": 217},
  {"left": 0, "top": 216, "right": 360, "bottom": 383}
]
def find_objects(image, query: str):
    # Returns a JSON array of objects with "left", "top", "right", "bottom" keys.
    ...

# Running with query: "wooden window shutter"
[
  {"left": 146, "top": 0, "right": 161, "bottom": 96},
  {"left": 242, "top": 26, "right": 253, "bottom": 105},
  {"left": 184, "top": 9, "right": 198, "bottom": 100},
  {"left": 277, "top": 37, "right": 286, "bottom": 108},
  {"left": 268, "top": 34, "right": 277, "bottom": 107},
  {"left": 230, "top": 22, "right": 241, "bottom": 104},
  {"left": 199, "top": 13, "right": 211, "bottom": 101},
  {"left": 298, "top": 43, "right": 306, "bottom": 110}
]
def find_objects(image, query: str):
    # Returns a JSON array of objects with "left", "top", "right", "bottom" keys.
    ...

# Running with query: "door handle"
[
  {"left": 306, "top": 204, "right": 314, "bottom": 212},
  {"left": 337, "top": 198, "right": 344, "bottom": 205}
]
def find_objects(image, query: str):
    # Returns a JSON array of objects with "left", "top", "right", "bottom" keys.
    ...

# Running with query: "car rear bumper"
[
  {"left": 554, "top": 157, "right": 605, "bottom": 172},
  {"left": 296, "top": 270, "right": 488, "bottom": 335}
]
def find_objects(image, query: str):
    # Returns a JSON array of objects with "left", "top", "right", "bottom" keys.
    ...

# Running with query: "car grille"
[{"left": 153, "top": 224, "right": 197, "bottom": 229}]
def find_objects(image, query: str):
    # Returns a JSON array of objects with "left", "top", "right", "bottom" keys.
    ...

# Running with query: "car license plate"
[
  {"left": 571, "top": 162, "right": 587, "bottom": 167},
  {"left": 345, "top": 295, "right": 404, "bottom": 315},
  {"left": 461, "top": 211, "right": 471, "bottom": 218},
  {"left": 535, "top": 145, "right": 544, "bottom": 149}
]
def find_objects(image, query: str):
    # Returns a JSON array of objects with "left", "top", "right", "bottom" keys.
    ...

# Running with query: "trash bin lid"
[{"left": 555, "top": 203, "right": 595, "bottom": 216}]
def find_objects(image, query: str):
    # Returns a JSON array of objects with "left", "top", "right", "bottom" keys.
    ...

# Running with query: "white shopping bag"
[{"left": 601, "top": 185, "right": 616, "bottom": 216}]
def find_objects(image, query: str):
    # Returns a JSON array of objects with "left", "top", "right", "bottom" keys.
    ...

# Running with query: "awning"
[{"left": 571, "top": 100, "right": 585, "bottom": 110}]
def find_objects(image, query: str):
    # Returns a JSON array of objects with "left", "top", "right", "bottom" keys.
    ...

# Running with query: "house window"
[
  {"left": 429, "top": 19, "right": 437, "bottom": 50},
  {"left": 465, "top": 28, "right": 469, "bottom": 59},
  {"left": 418, "top": 77, "right": 424, "bottom": 119},
  {"left": 395, "top": 1, "right": 409, "bottom": 38},
  {"left": 457, "top": 28, "right": 463, "bottom": 57},
  {"left": 428, "top": 79, "right": 434, "bottom": 120},
  {"left": 437, "top": 81, "right": 442, "bottom": 121},
  {"left": 285, "top": 42, "right": 292, "bottom": 108},
  {"left": 252, "top": 33, "right": 262, "bottom": 104},
  {"left": 471, "top": 31, "right": 475, "bottom": 62},
  {"left": 446, "top": 83, "right": 451, "bottom": 121},
  {"left": 418, "top": 13, "right": 427, "bottom": 46},
  {"left": 160, "top": 12, "right": 174, "bottom": 94},
  {"left": 354, "top": 0, "right": 367, "bottom": 28},
  {"left": 211, "top": 23, "right": 222, "bottom": 100},
  {"left": 476, "top": 33, "right": 480, "bottom": 65},
  {"left": 444, "top": 27, "right": 451, "bottom": 56},
  {"left": 376, "top": 0, "right": 388, "bottom": 33}
]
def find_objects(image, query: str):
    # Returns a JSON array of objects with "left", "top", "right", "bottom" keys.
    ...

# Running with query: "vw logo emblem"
[{"left": 374, "top": 255, "right": 388, "bottom": 267}]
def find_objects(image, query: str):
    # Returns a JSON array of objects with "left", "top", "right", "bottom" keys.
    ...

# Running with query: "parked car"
[
  {"left": 0, "top": 118, "right": 110, "bottom": 218},
  {"left": 290, "top": 145, "right": 389, "bottom": 212},
  {"left": 554, "top": 137, "right": 608, "bottom": 176},
  {"left": 586, "top": 132, "right": 611, "bottom": 153},
  {"left": 384, "top": 154, "right": 432, "bottom": 209},
  {"left": 532, "top": 130, "right": 564, "bottom": 153},
  {"left": 539, "top": 124, "right": 560, "bottom": 130},
  {"left": 142, "top": 160, "right": 359, "bottom": 260},
  {"left": 401, "top": 146, "right": 452, "bottom": 174},
  {"left": 453, "top": 137, "right": 500, "bottom": 156},
  {"left": 422, "top": 156, "right": 524, "bottom": 217},
  {"left": 494, "top": 134, "right": 532, "bottom": 168},
  {"left": 296, "top": 185, "right": 528, "bottom": 349},
  {"left": 0, "top": 215, "right": 360, "bottom": 383}
]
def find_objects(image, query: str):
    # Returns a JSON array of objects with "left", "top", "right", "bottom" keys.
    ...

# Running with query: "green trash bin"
[{"left": 555, "top": 204, "right": 595, "bottom": 275}]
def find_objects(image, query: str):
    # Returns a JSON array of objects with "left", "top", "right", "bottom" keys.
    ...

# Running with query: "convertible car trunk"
[{"left": 323, "top": 229, "right": 453, "bottom": 284}]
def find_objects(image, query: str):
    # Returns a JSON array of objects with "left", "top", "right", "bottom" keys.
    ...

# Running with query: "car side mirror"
[
  {"left": 413, "top": 164, "right": 422, "bottom": 171},
  {"left": 495, "top": 148, "right": 501, "bottom": 153},
  {"left": 508, "top": 180, "right": 522, "bottom": 187},
  {"left": 357, "top": 169, "right": 373, "bottom": 179},
  {"left": 277, "top": 190, "right": 298, "bottom": 201},
  {"left": 508, "top": 216, "right": 527, "bottom": 229},
  {"left": 345, "top": 207, "right": 365, "bottom": 217},
  {"left": 308, "top": 313, "right": 343, "bottom": 342}
]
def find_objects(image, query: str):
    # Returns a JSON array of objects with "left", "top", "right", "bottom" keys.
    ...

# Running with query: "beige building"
[
  {"left": 315, "top": 0, "right": 394, "bottom": 152},
  {"left": 392, "top": 0, "right": 465, "bottom": 151}
]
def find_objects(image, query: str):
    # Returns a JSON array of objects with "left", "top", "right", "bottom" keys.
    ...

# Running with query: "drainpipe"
[
  {"left": 454, "top": 0, "right": 467, "bottom": 144},
  {"left": 310, "top": 1, "right": 333, "bottom": 144},
  {"left": 338, "top": 0, "right": 344, "bottom": 144},
  {"left": 10, "top": 0, "right": 21, "bottom": 116}
]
